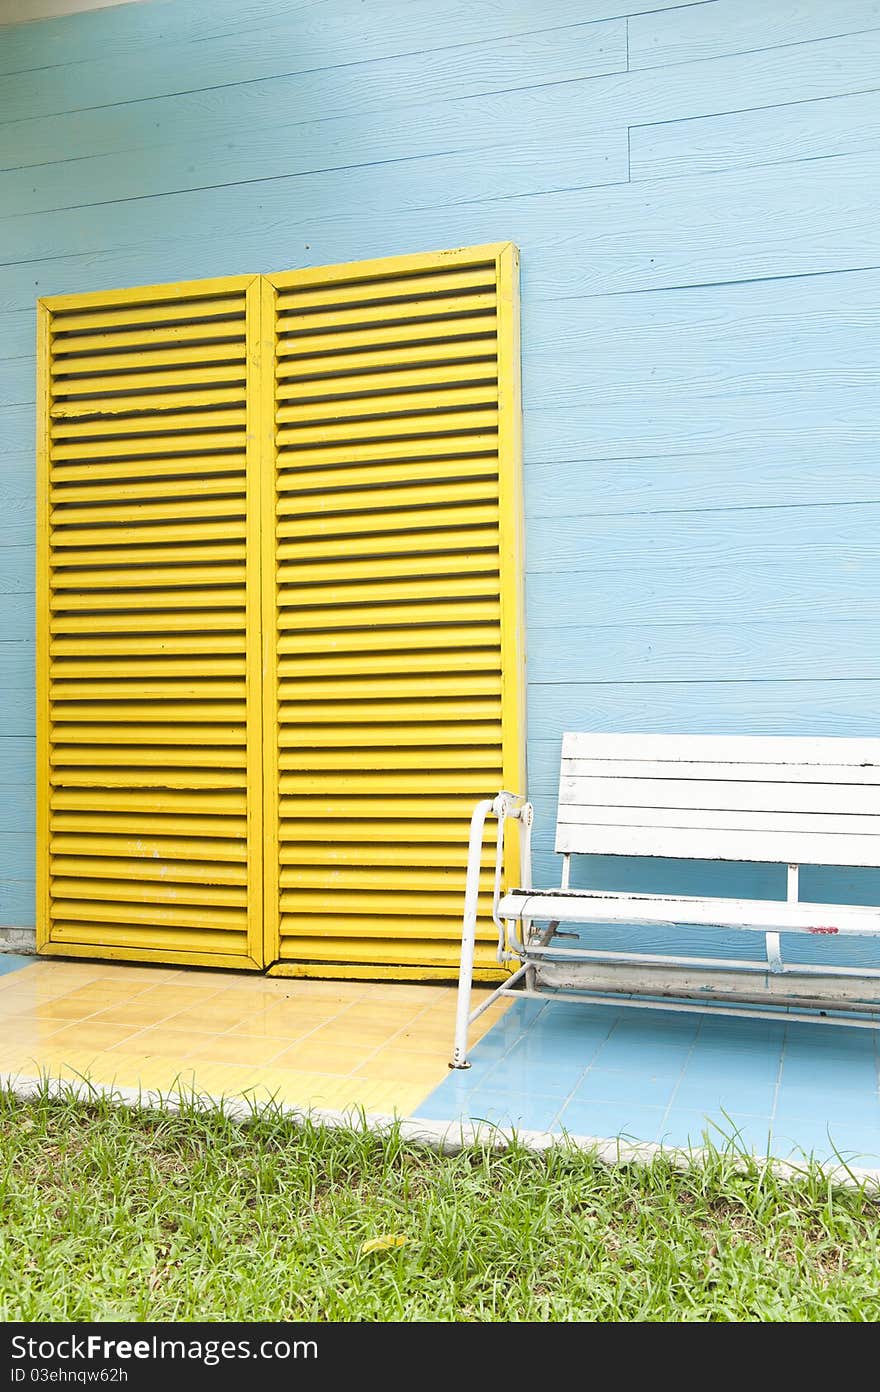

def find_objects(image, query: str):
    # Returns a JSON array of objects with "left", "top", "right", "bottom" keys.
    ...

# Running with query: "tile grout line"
[{"left": 767, "top": 1022, "right": 789, "bottom": 1134}]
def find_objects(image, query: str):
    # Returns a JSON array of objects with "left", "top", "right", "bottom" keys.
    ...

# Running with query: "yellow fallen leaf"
[{"left": 360, "top": 1234, "right": 408, "bottom": 1255}]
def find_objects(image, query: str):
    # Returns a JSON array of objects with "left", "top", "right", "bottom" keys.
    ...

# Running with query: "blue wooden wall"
[{"left": 2, "top": 0, "right": 880, "bottom": 966}]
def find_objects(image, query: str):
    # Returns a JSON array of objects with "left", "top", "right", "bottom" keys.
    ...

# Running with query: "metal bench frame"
[{"left": 451, "top": 733, "right": 880, "bottom": 1068}]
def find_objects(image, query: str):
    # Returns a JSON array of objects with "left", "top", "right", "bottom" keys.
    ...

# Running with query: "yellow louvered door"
[
  {"left": 261, "top": 244, "right": 525, "bottom": 979},
  {"left": 36, "top": 275, "right": 264, "bottom": 969}
]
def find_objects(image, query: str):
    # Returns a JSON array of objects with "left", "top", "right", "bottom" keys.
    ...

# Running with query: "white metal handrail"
[{"left": 450, "top": 791, "right": 532, "bottom": 1070}]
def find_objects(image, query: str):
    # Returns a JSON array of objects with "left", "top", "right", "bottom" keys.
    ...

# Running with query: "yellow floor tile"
[
  {"left": 129, "top": 984, "right": 225, "bottom": 1011},
  {"left": 0, "top": 1018, "right": 69, "bottom": 1046},
  {"left": 186, "top": 1034, "right": 291, "bottom": 1067},
  {"left": 227, "top": 1005, "right": 337, "bottom": 1040},
  {"left": 337, "top": 1001, "right": 427, "bottom": 1027},
  {"left": 272, "top": 1039, "right": 372, "bottom": 1075},
  {"left": 353, "top": 1047, "right": 448, "bottom": 1087},
  {"left": 43, "top": 1021, "right": 144, "bottom": 1052},
  {"left": 87, "top": 1000, "right": 186, "bottom": 1028},
  {"left": 322, "top": 1078, "right": 431, "bottom": 1116},
  {"left": 161, "top": 1001, "right": 257, "bottom": 1033},
  {"left": 52, "top": 981, "right": 154, "bottom": 1007},
  {"left": 107, "top": 1063, "right": 200, "bottom": 1096},
  {"left": 304, "top": 1020, "right": 403, "bottom": 1050},
  {"left": 183, "top": 1062, "right": 264, "bottom": 1096},
  {"left": 85, "top": 965, "right": 186, "bottom": 984},
  {"left": 392, "top": 1021, "right": 458, "bottom": 1053},
  {"left": 36, "top": 1048, "right": 115, "bottom": 1079},
  {"left": 351, "top": 984, "right": 453, "bottom": 1005},
  {"left": 3, "top": 994, "right": 105, "bottom": 1021},
  {"left": 266, "top": 980, "right": 369, "bottom": 1004},
  {"left": 107, "top": 1027, "right": 205, "bottom": 1059}
]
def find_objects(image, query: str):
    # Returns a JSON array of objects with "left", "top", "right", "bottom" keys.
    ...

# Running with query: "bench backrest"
[{"left": 555, "top": 733, "right": 880, "bottom": 868}]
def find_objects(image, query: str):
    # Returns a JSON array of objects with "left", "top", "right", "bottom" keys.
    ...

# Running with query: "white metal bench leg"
[
  {"left": 766, "top": 932, "right": 783, "bottom": 974},
  {"left": 451, "top": 792, "right": 527, "bottom": 1069},
  {"left": 451, "top": 798, "right": 496, "bottom": 1069}
]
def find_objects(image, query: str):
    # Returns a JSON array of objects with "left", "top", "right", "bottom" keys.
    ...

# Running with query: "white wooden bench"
[{"left": 451, "top": 733, "right": 880, "bottom": 1068}]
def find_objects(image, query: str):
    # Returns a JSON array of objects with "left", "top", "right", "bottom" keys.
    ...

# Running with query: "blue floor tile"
[
  {"left": 465, "top": 1035, "right": 517, "bottom": 1063},
  {"left": 680, "top": 1049, "right": 782, "bottom": 1083},
  {"left": 774, "top": 1094, "right": 880, "bottom": 1130},
  {"left": 783, "top": 1023, "right": 878, "bottom": 1054},
  {"left": 481, "top": 1051, "right": 589, "bottom": 1098},
  {"left": 462, "top": 1088, "right": 562, "bottom": 1133},
  {"left": 592, "top": 1035, "right": 693, "bottom": 1077},
  {"left": 673, "top": 1076, "right": 778, "bottom": 1117},
  {"left": 558, "top": 1099, "right": 666, "bottom": 1144},
  {"left": 572, "top": 1067, "right": 677, "bottom": 1109},
  {"left": 696, "top": 1016, "right": 786, "bottom": 1045},
  {"left": 772, "top": 1123, "right": 880, "bottom": 1167},
  {"left": 413, "top": 1079, "right": 476, "bottom": 1120},
  {"left": 661, "top": 1110, "right": 773, "bottom": 1153},
  {"left": 779, "top": 1055, "right": 879, "bottom": 1093}
]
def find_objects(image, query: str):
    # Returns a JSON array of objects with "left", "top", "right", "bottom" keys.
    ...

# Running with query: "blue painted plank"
[
  {"left": 3, "top": 149, "right": 880, "bottom": 310},
  {"left": 0, "top": 548, "right": 34, "bottom": 594},
  {"left": 0, "top": 126, "right": 641, "bottom": 266},
  {"left": 629, "top": 0, "right": 880, "bottom": 70},
  {"left": 0, "top": 500, "right": 33, "bottom": 554},
  {"left": 0, "top": 876, "right": 34, "bottom": 925},
  {"left": 0, "top": 406, "right": 32, "bottom": 452},
  {"left": 526, "top": 619, "right": 880, "bottom": 684},
  {"left": 0, "top": 688, "right": 34, "bottom": 739},
  {"left": 524, "top": 447, "right": 880, "bottom": 515},
  {"left": 0, "top": 834, "right": 34, "bottom": 874},
  {"left": 631, "top": 88, "right": 880, "bottom": 182},
  {"left": 0, "top": 357, "right": 33, "bottom": 407},
  {"left": 0, "top": 17, "right": 626, "bottom": 126},
  {"left": 0, "top": 739, "right": 35, "bottom": 784},
  {"left": 526, "top": 502, "right": 880, "bottom": 574},
  {"left": 0, "top": 783, "right": 34, "bottom": 835},
  {"left": 0, "top": 597, "right": 34, "bottom": 642},
  {"left": 0, "top": 312, "right": 34, "bottom": 362},
  {"left": 0, "top": 0, "right": 690, "bottom": 77},
  {"left": 524, "top": 681, "right": 880, "bottom": 740},
  {"left": 523, "top": 265, "right": 880, "bottom": 407},
  {"left": 4, "top": 24, "right": 878, "bottom": 171},
  {"left": 0, "top": 127, "right": 627, "bottom": 220},
  {"left": 526, "top": 564, "right": 880, "bottom": 630},
  {"left": 522, "top": 386, "right": 880, "bottom": 463},
  {"left": 0, "top": 643, "right": 33, "bottom": 689}
]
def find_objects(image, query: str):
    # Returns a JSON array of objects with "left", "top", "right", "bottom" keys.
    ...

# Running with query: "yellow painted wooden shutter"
[
  {"left": 36, "top": 275, "right": 264, "bottom": 969},
  {"left": 261, "top": 245, "right": 525, "bottom": 979}
]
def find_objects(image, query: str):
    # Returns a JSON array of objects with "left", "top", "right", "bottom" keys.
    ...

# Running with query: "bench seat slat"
[
  {"left": 562, "top": 733, "right": 880, "bottom": 765},
  {"left": 499, "top": 889, "right": 880, "bottom": 935},
  {"left": 561, "top": 758, "right": 880, "bottom": 786},
  {"left": 554, "top": 823, "right": 880, "bottom": 867},
  {"left": 559, "top": 776, "right": 880, "bottom": 816},
  {"left": 556, "top": 806, "right": 880, "bottom": 836}
]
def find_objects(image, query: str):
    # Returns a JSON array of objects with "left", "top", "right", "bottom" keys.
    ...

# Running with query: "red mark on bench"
[{"left": 808, "top": 925, "right": 840, "bottom": 935}]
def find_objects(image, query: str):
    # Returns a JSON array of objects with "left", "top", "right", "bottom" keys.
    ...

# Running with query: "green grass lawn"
[{"left": 1, "top": 1083, "right": 879, "bottom": 1321}]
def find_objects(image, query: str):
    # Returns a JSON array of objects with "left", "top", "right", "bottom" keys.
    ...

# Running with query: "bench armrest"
[{"left": 451, "top": 791, "right": 532, "bottom": 1068}]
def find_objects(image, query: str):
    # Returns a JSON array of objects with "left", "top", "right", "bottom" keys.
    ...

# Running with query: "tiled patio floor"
[
  {"left": 3, "top": 954, "right": 880, "bottom": 1171},
  {"left": 0, "top": 955, "right": 507, "bottom": 1116},
  {"left": 416, "top": 997, "right": 880, "bottom": 1168}
]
